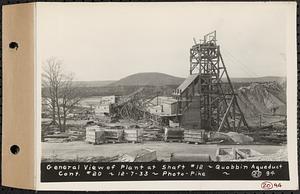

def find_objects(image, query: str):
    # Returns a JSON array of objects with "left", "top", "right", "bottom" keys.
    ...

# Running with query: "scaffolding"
[{"left": 176, "top": 31, "right": 248, "bottom": 132}]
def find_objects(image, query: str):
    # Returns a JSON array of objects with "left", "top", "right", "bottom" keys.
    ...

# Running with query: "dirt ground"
[{"left": 42, "top": 141, "right": 285, "bottom": 162}]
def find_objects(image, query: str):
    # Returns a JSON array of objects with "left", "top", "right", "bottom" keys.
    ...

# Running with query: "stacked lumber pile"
[
  {"left": 86, "top": 126, "right": 124, "bottom": 144},
  {"left": 142, "top": 128, "right": 164, "bottom": 141},
  {"left": 44, "top": 134, "right": 69, "bottom": 143},
  {"left": 124, "top": 128, "right": 143, "bottom": 143},
  {"left": 86, "top": 125, "right": 105, "bottom": 144},
  {"left": 104, "top": 129, "right": 124, "bottom": 143},
  {"left": 42, "top": 155, "right": 119, "bottom": 162},
  {"left": 245, "top": 128, "right": 286, "bottom": 144},
  {"left": 164, "top": 128, "right": 184, "bottom": 142},
  {"left": 184, "top": 129, "right": 206, "bottom": 144}
]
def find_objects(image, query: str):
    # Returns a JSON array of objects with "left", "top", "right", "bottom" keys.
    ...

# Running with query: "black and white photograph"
[
  {"left": 35, "top": 2, "right": 297, "bottom": 189},
  {"left": 40, "top": 3, "right": 288, "bottom": 163}
]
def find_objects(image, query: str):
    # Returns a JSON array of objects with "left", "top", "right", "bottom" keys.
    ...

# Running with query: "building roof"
[
  {"left": 175, "top": 74, "right": 198, "bottom": 94},
  {"left": 149, "top": 96, "right": 177, "bottom": 105},
  {"left": 148, "top": 96, "right": 177, "bottom": 106}
]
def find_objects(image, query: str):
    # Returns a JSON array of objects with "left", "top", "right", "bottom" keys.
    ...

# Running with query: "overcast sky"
[{"left": 37, "top": 2, "right": 291, "bottom": 81}]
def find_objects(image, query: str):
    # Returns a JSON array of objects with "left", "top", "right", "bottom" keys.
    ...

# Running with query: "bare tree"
[
  {"left": 42, "top": 58, "right": 62, "bottom": 126},
  {"left": 42, "top": 58, "right": 81, "bottom": 132},
  {"left": 60, "top": 73, "right": 81, "bottom": 131}
]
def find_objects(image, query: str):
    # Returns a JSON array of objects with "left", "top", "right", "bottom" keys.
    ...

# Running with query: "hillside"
[
  {"left": 72, "top": 80, "right": 115, "bottom": 87},
  {"left": 226, "top": 76, "right": 286, "bottom": 83},
  {"left": 110, "top": 72, "right": 185, "bottom": 86},
  {"left": 61, "top": 74, "right": 286, "bottom": 100},
  {"left": 71, "top": 75, "right": 285, "bottom": 88}
]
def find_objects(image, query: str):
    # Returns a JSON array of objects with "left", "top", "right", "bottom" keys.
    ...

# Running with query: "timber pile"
[
  {"left": 86, "top": 126, "right": 105, "bottom": 144},
  {"left": 67, "top": 130, "right": 85, "bottom": 141},
  {"left": 261, "top": 134, "right": 286, "bottom": 144},
  {"left": 42, "top": 155, "right": 119, "bottom": 162},
  {"left": 184, "top": 129, "right": 206, "bottom": 144},
  {"left": 124, "top": 128, "right": 143, "bottom": 143},
  {"left": 104, "top": 129, "right": 124, "bottom": 143},
  {"left": 142, "top": 128, "right": 164, "bottom": 141},
  {"left": 44, "top": 134, "right": 69, "bottom": 139},
  {"left": 164, "top": 128, "right": 184, "bottom": 142},
  {"left": 245, "top": 128, "right": 286, "bottom": 144}
]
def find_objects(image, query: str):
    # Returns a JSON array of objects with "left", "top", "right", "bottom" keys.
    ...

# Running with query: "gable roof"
[
  {"left": 175, "top": 74, "right": 198, "bottom": 94},
  {"left": 148, "top": 96, "right": 177, "bottom": 106}
]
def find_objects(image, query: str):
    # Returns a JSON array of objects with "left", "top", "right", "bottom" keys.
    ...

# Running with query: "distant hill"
[
  {"left": 110, "top": 72, "right": 185, "bottom": 86},
  {"left": 72, "top": 80, "right": 115, "bottom": 87},
  {"left": 227, "top": 76, "right": 286, "bottom": 83},
  {"left": 71, "top": 75, "right": 285, "bottom": 88}
]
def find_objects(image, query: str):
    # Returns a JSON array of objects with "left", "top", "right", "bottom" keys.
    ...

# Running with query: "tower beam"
[{"left": 176, "top": 31, "right": 248, "bottom": 132}]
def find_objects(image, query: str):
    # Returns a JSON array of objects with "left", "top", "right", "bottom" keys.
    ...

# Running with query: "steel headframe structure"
[{"left": 190, "top": 31, "right": 248, "bottom": 132}]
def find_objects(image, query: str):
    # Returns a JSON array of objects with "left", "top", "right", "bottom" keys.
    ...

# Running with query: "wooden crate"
[
  {"left": 124, "top": 128, "right": 143, "bottom": 143},
  {"left": 85, "top": 125, "right": 105, "bottom": 144},
  {"left": 104, "top": 128, "right": 124, "bottom": 143},
  {"left": 143, "top": 128, "right": 164, "bottom": 141},
  {"left": 184, "top": 129, "right": 206, "bottom": 144},
  {"left": 164, "top": 128, "right": 184, "bottom": 142}
]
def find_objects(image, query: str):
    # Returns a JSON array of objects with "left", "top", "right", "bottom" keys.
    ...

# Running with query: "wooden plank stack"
[
  {"left": 142, "top": 128, "right": 164, "bottom": 141},
  {"left": 104, "top": 129, "right": 124, "bottom": 143},
  {"left": 184, "top": 129, "right": 206, "bottom": 144},
  {"left": 164, "top": 127, "right": 184, "bottom": 142},
  {"left": 124, "top": 128, "right": 143, "bottom": 143},
  {"left": 86, "top": 125, "right": 105, "bottom": 144}
]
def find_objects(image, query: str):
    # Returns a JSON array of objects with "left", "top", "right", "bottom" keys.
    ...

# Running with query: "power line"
[
  {"left": 221, "top": 47, "right": 259, "bottom": 77},
  {"left": 221, "top": 52, "right": 256, "bottom": 77},
  {"left": 222, "top": 48, "right": 258, "bottom": 77}
]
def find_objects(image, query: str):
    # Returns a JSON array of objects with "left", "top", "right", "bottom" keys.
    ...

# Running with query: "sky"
[{"left": 37, "top": 2, "right": 291, "bottom": 81}]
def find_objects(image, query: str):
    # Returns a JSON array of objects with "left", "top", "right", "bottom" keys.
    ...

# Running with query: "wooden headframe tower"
[{"left": 174, "top": 31, "right": 248, "bottom": 132}]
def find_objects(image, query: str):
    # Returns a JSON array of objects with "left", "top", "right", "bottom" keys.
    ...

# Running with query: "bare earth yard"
[{"left": 42, "top": 141, "right": 285, "bottom": 162}]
